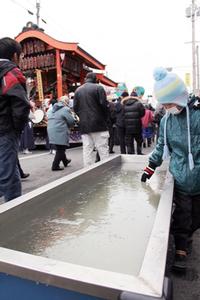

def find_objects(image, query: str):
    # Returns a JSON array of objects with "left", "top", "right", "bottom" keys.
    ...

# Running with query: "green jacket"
[{"left": 149, "top": 106, "right": 200, "bottom": 195}]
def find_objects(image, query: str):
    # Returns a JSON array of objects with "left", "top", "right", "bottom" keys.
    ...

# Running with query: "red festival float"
[{"left": 15, "top": 22, "right": 117, "bottom": 145}]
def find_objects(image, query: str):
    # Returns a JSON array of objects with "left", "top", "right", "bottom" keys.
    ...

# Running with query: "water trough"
[{"left": 0, "top": 155, "right": 174, "bottom": 300}]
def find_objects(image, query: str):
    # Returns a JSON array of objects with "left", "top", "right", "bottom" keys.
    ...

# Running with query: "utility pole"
[
  {"left": 36, "top": 0, "right": 40, "bottom": 27},
  {"left": 186, "top": 0, "right": 200, "bottom": 94},
  {"left": 192, "top": 0, "right": 197, "bottom": 94},
  {"left": 197, "top": 45, "right": 200, "bottom": 94}
]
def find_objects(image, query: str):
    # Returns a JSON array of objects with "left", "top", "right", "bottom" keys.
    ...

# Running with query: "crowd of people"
[
  {"left": 0, "top": 36, "right": 200, "bottom": 275},
  {"left": 73, "top": 72, "right": 164, "bottom": 167},
  {"left": 16, "top": 70, "right": 162, "bottom": 170}
]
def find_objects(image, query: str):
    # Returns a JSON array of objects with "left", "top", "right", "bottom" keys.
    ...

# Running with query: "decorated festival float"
[{"left": 15, "top": 22, "right": 117, "bottom": 146}]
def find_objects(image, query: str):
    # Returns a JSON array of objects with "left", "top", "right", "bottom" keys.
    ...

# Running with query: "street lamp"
[{"left": 186, "top": 0, "right": 200, "bottom": 94}]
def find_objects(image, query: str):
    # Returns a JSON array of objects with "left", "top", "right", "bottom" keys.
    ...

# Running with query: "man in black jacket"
[
  {"left": 123, "top": 86, "right": 145, "bottom": 154},
  {"left": 74, "top": 72, "right": 109, "bottom": 166},
  {"left": 0, "top": 37, "right": 30, "bottom": 201},
  {"left": 115, "top": 91, "right": 129, "bottom": 154}
]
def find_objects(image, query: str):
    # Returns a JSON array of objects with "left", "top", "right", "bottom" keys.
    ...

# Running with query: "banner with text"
[{"left": 36, "top": 69, "right": 44, "bottom": 101}]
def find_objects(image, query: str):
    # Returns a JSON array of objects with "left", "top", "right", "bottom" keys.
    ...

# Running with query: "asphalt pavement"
[{"left": 1, "top": 144, "right": 200, "bottom": 299}]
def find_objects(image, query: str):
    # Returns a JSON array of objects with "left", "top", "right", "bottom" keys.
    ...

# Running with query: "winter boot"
[
  {"left": 63, "top": 158, "right": 71, "bottom": 167},
  {"left": 172, "top": 250, "right": 187, "bottom": 272}
]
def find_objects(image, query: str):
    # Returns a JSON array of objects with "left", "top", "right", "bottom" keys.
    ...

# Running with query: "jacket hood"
[
  {"left": 0, "top": 59, "right": 17, "bottom": 79},
  {"left": 85, "top": 78, "right": 96, "bottom": 83},
  {"left": 85, "top": 72, "right": 97, "bottom": 83},
  {"left": 122, "top": 96, "right": 138, "bottom": 105},
  {"left": 52, "top": 101, "right": 65, "bottom": 112}
]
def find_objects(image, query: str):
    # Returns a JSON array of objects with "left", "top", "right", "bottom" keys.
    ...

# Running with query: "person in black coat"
[
  {"left": 107, "top": 96, "right": 117, "bottom": 153},
  {"left": 153, "top": 103, "right": 166, "bottom": 141},
  {"left": 123, "top": 87, "right": 145, "bottom": 154},
  {"left": 115, "top": 91, "right": 129, "bottom": 154},
  {"left": 74, "top": 72, "right": 109, "bottom": 166}
]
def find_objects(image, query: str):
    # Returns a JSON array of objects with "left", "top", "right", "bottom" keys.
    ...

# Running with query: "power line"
[
  {"left": 27, "top": 10, "right": 34, "bottom": 15},
  {"left": 36, "top": 4, "right": 75, "bottom": 40},
  {"left": 9, "top": 0, "right": 70, "bottom": 40},
  {"left": 9, "top": 0, "right": 47, "bottom": 25},
  {"left": 9, "top": 0, "right": 34, "bottom": 15}
]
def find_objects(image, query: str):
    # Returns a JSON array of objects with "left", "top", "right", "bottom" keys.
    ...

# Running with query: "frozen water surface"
[{"left": 0, "top": 163, "right": 166, "bottom": 276}]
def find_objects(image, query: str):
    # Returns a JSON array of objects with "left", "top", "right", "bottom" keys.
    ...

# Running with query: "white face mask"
[{"left": 166, "top": 106, "right": 182, "bottom": 115}]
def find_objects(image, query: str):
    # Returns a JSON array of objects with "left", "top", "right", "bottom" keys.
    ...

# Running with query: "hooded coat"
[
  {"left": 149, "top": 104, "right": 200, "bottom": 195},
  {"left": 73, "top": 74, "right": 108, "bottom": 134},
  {"left": 0, "top": 59, "right": 30, "bottom": 135},
  {"left": 47, "top": 102, "right": 75, "bottom": 146},
  {"left": 123, "top": 97, "right": 145, "bottom": 134},
  {"left": 115, "top": 101, "right": 125, "bottom": 128}
]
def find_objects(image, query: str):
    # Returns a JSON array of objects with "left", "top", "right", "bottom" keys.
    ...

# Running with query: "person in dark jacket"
[
  {"left": 153, "top": 103, "right": 166, "bottom": 141},
  {"left": 20, "top": 121, "right": 35, "bottom": 154},
  {"left": 107, "top": 95, "right": 117, "bottom": 154},
  {"left": 115, "top": 91, "right": 128, "bottom": 154},
  {"left": 122, "top": 86, "right": 145, "bottom": 154},
  {"left": 74, "top": 72, "right": 109, "bottom": 167},
  {"left": 0, "top": 37, "right": 30, "bottom": 201}
]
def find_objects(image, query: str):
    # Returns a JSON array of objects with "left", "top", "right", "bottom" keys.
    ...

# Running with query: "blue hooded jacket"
[
  {"left": 149, "top": 105, "right": 200, "bottom": 195},
  {"left": 47, "top": 102, "right": 75, "bottom": 146}
]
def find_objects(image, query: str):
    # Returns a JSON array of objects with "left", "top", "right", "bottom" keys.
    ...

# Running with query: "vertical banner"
[
  {"left": 36, "top": 69, "right": 44, "bottom": 101},
  {"left": 185, "top": 73, "right": 191, "bottom": 87},
  {"left": 56, "top": 49, "right": 63, "bottom": 98}
]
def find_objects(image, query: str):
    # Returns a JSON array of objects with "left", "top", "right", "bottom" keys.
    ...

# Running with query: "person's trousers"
[
  {"left": 52, "top": 145, "right": 68, "bottom": 168},
  {"left": 117, "top": 126, "right": 126, "bottom": 154},
  {"left": 171, "top": 189, "right": 200, "bottom": 251},
  {"left": 17, "top": 158, "right": 24, "bottom": 178},
  {"left": 125, "top": 133, "right": 142, "bottom": 154},
  {"left": 108, "top": 126, "right": 115, "bottom": 152},
  {"left": 81, "top": 131, "right": 109, "bottom": 167},
  {"left": 0, "top": 132, "right": 21, "bottom": 201}
]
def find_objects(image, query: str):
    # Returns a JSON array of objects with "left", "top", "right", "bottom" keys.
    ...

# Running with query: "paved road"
[
  {"left": 19, "top": 147, "right": 84, "bottom": 194},
  {"left": 18, "top": 144, "right": 152, "bottom": 195},
  {"left": 166, "top": 233, "right": 200, "bottom": 300},
  {"left": 1, "top": 144, "right": 200, "bottom": 299}
]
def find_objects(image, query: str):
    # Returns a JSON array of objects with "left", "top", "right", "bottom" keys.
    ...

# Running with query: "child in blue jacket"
[{"left": 141, "top": 67, "right": 200, "bottom": 272}]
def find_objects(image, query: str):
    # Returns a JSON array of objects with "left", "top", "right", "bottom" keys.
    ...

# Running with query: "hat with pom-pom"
[
  {"left": 155, "top": 68, "right": 194, "bottom": 171},
  {"left": 153, "top": 67, "right": 188, "bottom": 107}
]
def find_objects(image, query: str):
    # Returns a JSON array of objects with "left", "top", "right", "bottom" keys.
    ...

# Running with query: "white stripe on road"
[
  {"left": 19, "top": 146, "right": 83, "bottom": 160},
  {"left": 19, "top": 153, "right": 49, "bottom": 160}
]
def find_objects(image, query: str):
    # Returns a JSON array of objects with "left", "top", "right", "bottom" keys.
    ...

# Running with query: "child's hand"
[{"left": 141, "top": 164, "right": 156, "bottom": 182}]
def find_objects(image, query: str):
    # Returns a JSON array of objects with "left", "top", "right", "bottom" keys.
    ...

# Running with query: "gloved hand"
[{"left": 141, "top": 163, "right": 156, "bottom": 182}]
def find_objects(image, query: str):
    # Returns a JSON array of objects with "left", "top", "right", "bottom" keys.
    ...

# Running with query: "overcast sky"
[{"left": 1, "top": 0, "right": 199, "bottom": 96}]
